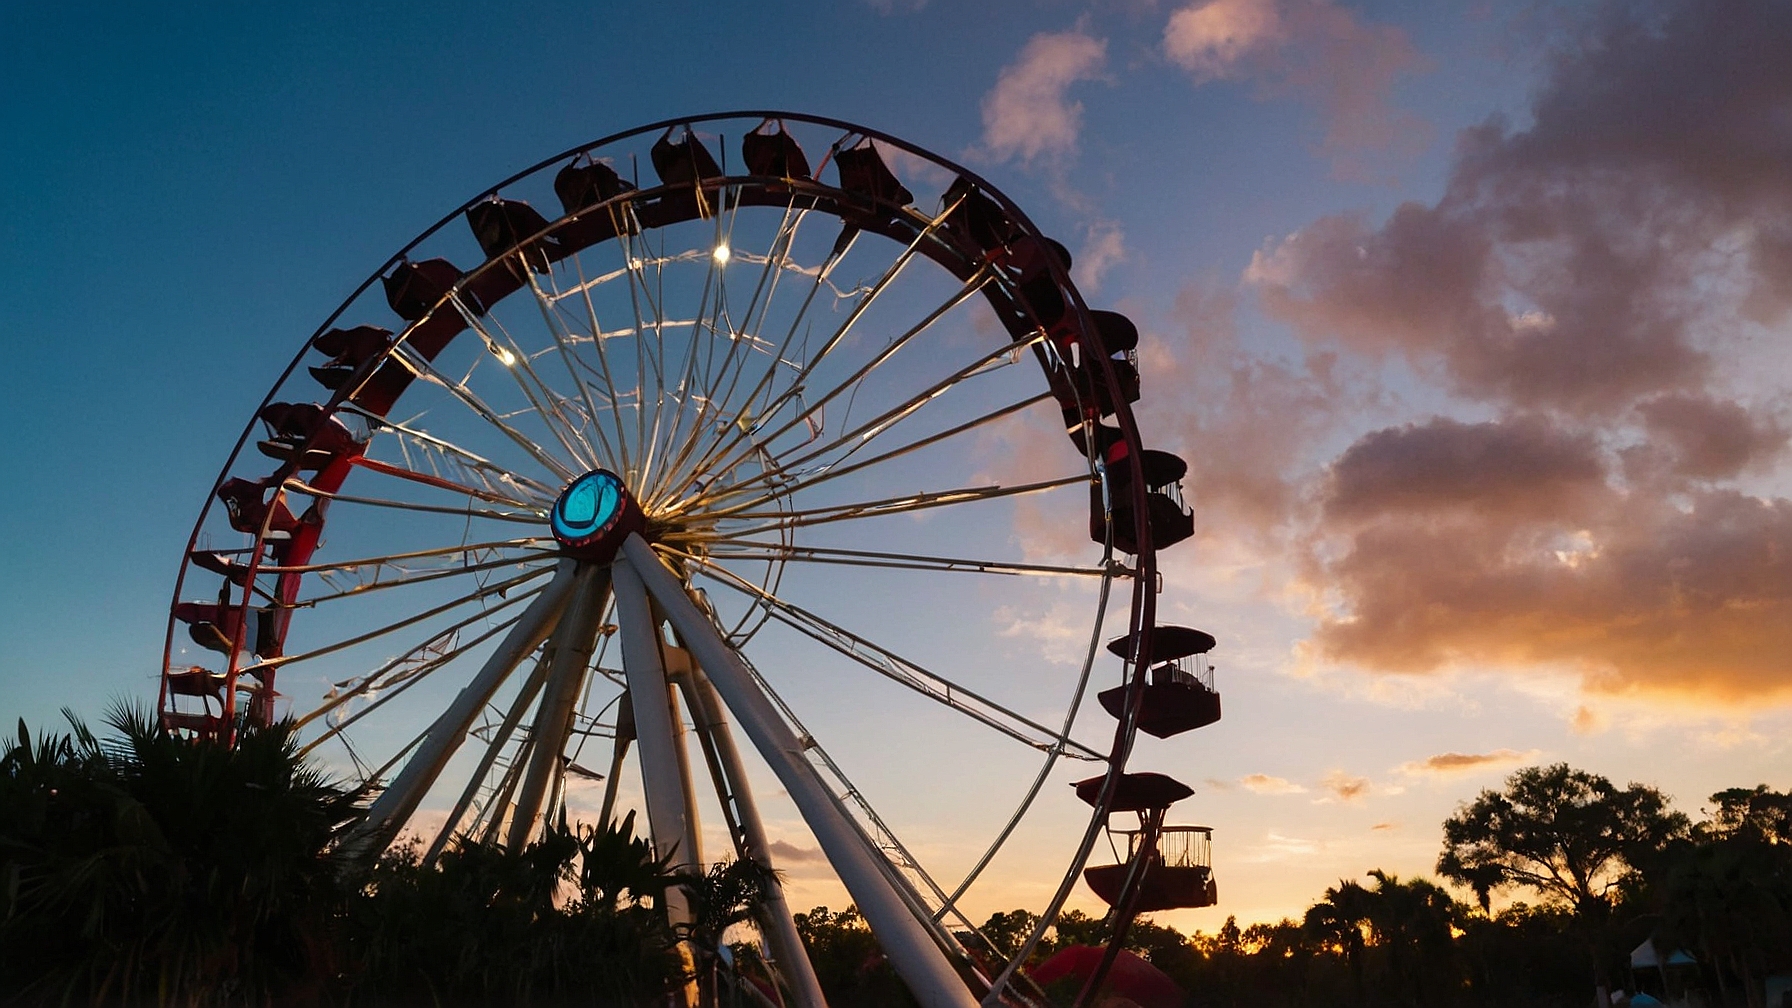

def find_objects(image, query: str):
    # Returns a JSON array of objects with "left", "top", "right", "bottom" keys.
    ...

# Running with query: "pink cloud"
[
  {"left": 1246, "top": 0, "right": 1792, "bottom": 704},
  {"left": 1164, "top": 0, "right": 1429, "bottom": 172},
  {"left": 980, "top": 30, "right": 1108, "bottom": 165}
]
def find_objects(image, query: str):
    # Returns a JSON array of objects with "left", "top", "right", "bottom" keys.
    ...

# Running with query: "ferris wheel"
[{"left": 158, "top": 112, "right": 1222, "bottom": 1008}]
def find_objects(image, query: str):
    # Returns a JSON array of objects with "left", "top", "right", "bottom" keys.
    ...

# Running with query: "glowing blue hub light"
[{"left": 552, "top": 469, "right": 629, "bottom": 551}]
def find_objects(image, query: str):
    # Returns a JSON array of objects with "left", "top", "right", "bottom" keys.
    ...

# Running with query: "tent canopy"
[{"left": 1631, "top": 939, "right": 1697, "bottom": 969}]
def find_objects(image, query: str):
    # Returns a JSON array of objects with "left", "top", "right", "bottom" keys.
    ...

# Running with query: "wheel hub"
[{"left": 550, "top": 469, "right": 646, "bottom": 562}]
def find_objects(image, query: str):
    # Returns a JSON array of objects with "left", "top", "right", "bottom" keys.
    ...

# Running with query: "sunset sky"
[{"left": 3, "top": 0, "right": 1789, "bottom": 933}]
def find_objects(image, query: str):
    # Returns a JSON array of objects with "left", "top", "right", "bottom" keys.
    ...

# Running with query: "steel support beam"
[
  {"left": 597, "top": 691, "right": 635, "bottom": 830},
  {"left": 423, "top": 652, "right": 553, "bottom": 864},
  {"left": 506, "top": 563, "right": 610, "bottom": 849},
  {"left": 683, "top": 663, "right": 830, "bottom": 1008},
  {"left": 621, "top": 533, "right": 977, "bottom": 1008},
  {"left": 348, "top": 559, "right": 578, "bottom": 860},
  {"left": 612, "top": 556, "right": 701, "bottom": 927}
]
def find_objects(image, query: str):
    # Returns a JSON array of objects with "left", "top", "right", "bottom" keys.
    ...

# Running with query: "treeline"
[
  {"left": 0, "top": 708, "right": 768, "bottom": 1006},
  {"left": 980, "top": 764, "right": 1789, "bottom": 1008},
  {"left": 3, "top": 709, "right": 1787, "bottom": 1007}
]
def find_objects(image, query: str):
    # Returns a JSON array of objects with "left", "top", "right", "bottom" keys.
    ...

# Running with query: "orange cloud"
[
  {"left": 1251, "top": 0, "right": 1792, "bottom": 705},
  {"left": 1319, "top": 770, "right": 1370, "bottom": 802},
  {"left": 1309, "top": 431, "right": 1792, "bottom": 700},
  {"left": 1240, "top": 773, "right": 1307, "bottom": 794},
  {"left": 1396, "top": 749, "right": 1534, "bottom": 775}
]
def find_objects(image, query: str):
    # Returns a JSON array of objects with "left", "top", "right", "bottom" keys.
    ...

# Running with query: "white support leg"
[
  {"left": 424, "top": 655, "right": 553, "bottom": 864},
  {"left": 663, "top": 650, "right": 706, "bottom": 872},
  {"left": 349, "top": 559, "right": 578, "bottom": 860},
  {"left": 611, "top": 557, "right": 700, "bottom": 927},
  {"left": 684, "top": 665, "right": 830, "bottom": 1008},
  {"left": 597, "top": 692, "right": 635, "bottom": 830},
  {"left": 621, "top": 534, "right": 978, "bottom": 1008},
  {"left": 507, "top": 564, "right": 610, "bottom": 849}
]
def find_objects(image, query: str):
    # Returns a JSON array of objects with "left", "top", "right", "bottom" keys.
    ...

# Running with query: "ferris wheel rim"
[{"left": 157, "top": 111, "right": 1167, "bottom": 1008}]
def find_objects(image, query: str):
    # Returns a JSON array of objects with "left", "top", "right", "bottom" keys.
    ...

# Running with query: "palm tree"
[
  {"left": 679, "top": 857, "right": 779, "bottom": 1006},
  {"left": 343, "top": 811, "right": 691, "bottom": 1005},
  {"left": 1361, "top": 870, "right": 1460, "bottom": 1008},
  {"left": 0, "top": 705, "right": 365, "bottom": 1005},
  {"left": 1305, "top": 879, "right": 1373, "bottom": 1005}
]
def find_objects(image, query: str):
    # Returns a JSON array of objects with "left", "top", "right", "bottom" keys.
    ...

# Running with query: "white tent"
[{"left": 1631, "top": 940, "right": 1697, "bottom": 970}]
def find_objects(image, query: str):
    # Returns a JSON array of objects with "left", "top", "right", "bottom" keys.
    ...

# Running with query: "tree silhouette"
[
  {"left": 1361, "top": 870, "right": 1459, "bottom": 1007},
  {"left": 1305, "top": 879, "right": 1373, "bottom": 1004},
  {"left": 1438, "top": 763, "right": 1687, "bottom": 1007},
  {"left": 1656, "top": 786, "right": 1792, "bottom": 1008},
  {"left": 0, "top": 705, "right": 365, "bottom": 1004}
]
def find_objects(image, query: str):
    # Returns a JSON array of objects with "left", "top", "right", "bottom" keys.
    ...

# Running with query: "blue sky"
[{"left": 5, "top": 0, "right": 1790, "bottom": 931}]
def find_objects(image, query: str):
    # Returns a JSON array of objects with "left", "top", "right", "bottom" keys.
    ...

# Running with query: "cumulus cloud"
[
  {"left": 1397, "top": 748, "right": 1535, "bottom": 775},
  {"left": 1319, "top": 770, "right": 1370, "bottom": 802},
  {"left": 1257, "top": 0, "right": 1792, "bottom": 703},
  {"left": 1249, "top": 0, "right": 1792, "bottom": 416},
  {"left": 1074, "top": 219, "right": 1128, "bottom": 292},
  {"left": 1240, "top": 773, "right": 1307, "bottom": 794},
  {"left": 1310, "top": 422, "right": 1792, "bottom": 698},
  {"left": 1632, "top": 394, "right": 1788, "bottom": 480},
  {"left": 1324, "top": 416, "right": 1603, "bottom": 524},
  {"left": 1164, "top": 0, "right": 1428, "bottom": 171},
  {"left": 769, "top": 839, "right": 825, "bottom": 864},
  {"left": 980, "top": 30, "right": 1108, "bottom": 165},
  {"left": 1138, "top": 280, "right": 1366, "bottom": 546}
]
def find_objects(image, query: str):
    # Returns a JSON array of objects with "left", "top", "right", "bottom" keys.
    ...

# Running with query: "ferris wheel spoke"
[
  {"left": 644, "top": 216, "right": 732, "bottom": 507},
  {"left": 714, "top": 267, "right": 992, "bottom": 482},
  {"left": 293, "top": 594, "right": 537, "bottom": 745},
  {"left": 683, "top": 554, "right": 1104, "bottom": 760},
  {"left": 685, "top": 388, "right": 1053, "bottom": 522},
  {"left": 689, "top": 252, "right": 987, "bottom": 502},
  {"left": 647, "top": 196, "right": 805, "bottom": 508},
  {"left": 453, "top": 302, "right": 602, "bottom": 472},
  {"left": 678, "top": 334, "right": 1048, "bottom": 520},
  {"left": 342, "top": 405, "right": 561, "bottom": 503},
  {"left": 523, "top": 270, "right": 625, "bottom": 471},
  {"left": 615, "top": 219, "right": 666, "bottom": 484},
  {"left": 734, "top": 191, "right": 971, "bottom": 438},
  {"left": 250, "top": 538, "right": 553, "bottom": 576},
  {"left": 282, "top": 478, "right": 548, "bottom": 525},
  {"left": 691, "top": 203, "right": 809, "bottom": 423},
  {"left": 288, "top": 551, "right": 559, "bottom": 607},
  {"left": 348, "top": 455, "right": 542, "bottom": 510},
  {"left": 695, "top": 543, "right": 1115, "bottom": 580},
  {"left": 390, "top": 344, "right": 581, "bottom": 484},
  {"left": 666, "top": 221, "right": 869, "bottom": 499},
  {"left": 691, "top": 472, "right": 1087, "bottom": 542},
  {"left": 559, "top": 252, "right": 637, "bottom": 478},
  {"left": 270, "top": 566, "right": 551, "bottom": 679},
  {"left": 286, "top": 583, "right": 548, "bottom": 735}
]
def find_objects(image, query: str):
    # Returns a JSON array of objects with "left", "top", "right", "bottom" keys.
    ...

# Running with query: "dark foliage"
[
  {"left": 4, "top": 711, "right": 1786, "bottom": 1008},
  {"left": 794, "top": 905, "right": 922, "bottom": 1007},
  {"left": 0, "top": 711, "right": 771, "bottom": 1007},
  {"left": 0, "top": 707, "right": 364, "bottom": 1006},
  {"left": 338, "top": 812, "right": 690, "bottom": 1006}
]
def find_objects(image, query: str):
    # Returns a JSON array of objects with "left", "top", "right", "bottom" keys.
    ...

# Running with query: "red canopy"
[{"left": 1028, "top": 945, "right": 1183, "bottom": 1008}]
